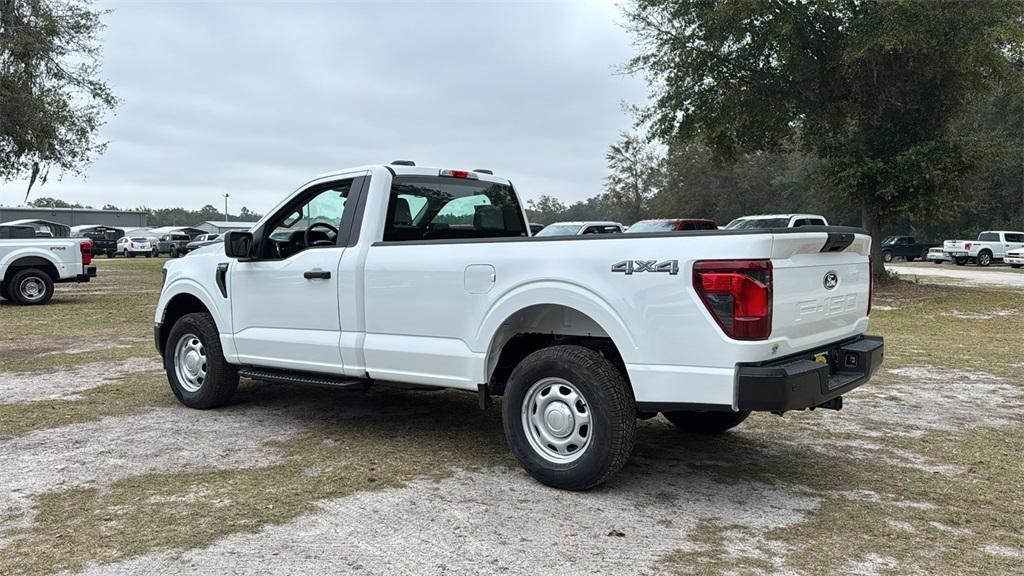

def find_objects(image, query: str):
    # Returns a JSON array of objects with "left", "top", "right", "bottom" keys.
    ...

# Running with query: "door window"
[
  {"left": 1004, "top": 233, "right": 1024, "bottom": 243},
  {"left": 264, "top": 179, "right": 355, "bottom": 258}
]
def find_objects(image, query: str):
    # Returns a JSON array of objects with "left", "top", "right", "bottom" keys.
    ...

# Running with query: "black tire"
[
  {"left": 170, "top": 246, "right": 179, "bottom": 258},
  {"left": 7, "top": 268, "right": 55, "bottom": 305},
  {"left": 662, "top": 410, "right": 751, "bottom": 434},
  {"left": 954, "top": 257, "right": 968, "bottom": 266},
  {"left": 106, "top": 250, "right": 115, "bottom": 258},
  {"left": 502, "top": 345, "right": 636, "bottom": 491},
  {"left": 882, "top": 250, "right": 893, "bottom": 263},
  {"left": 976, "top": 250, "right": 992, "bottom": 267},
  {"left": 164, "top": 312, "right": 238, "bottom": 409},
  {"left": 933, "top": 260, "right": 942, "bottom": 264},
  {"left": 0, "top": 282, "right": 11, "bottom": 302},
  {"left": 1012, "top": 264, "right": 1022, "bottom": 269}
]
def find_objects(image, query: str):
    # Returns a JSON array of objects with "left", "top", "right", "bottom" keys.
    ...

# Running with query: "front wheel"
[
  {"left": 170, "top": 246, "right": 179, "bottom": 258},
  {"left": 1012, "top": 264, "right": 1022, "bottom": 269},
  {"left": 662, "top": 410, "right": 750, "bottom": 434},
  {"left": 502, "top": 345, "right": 636, "bottom": 491},
  {"left": 882, "top": 250, "right": 893, "bottom": 263},
  {"left": 164, "top": 312, "right": 238, "bottom": 409}
]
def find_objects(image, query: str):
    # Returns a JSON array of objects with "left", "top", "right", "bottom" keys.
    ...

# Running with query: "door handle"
[{"left": 303, "top": 270, "right": 331, "bottom": 280}]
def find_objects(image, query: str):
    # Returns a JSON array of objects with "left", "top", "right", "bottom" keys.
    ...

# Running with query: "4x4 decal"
[{"left": 611, "top": 260, "right": 679, "bottom": 275}]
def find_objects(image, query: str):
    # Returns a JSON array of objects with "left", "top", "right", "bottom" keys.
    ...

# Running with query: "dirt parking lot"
[{"left": 1, "top": 258, "right": 1022, "bottom": 575}]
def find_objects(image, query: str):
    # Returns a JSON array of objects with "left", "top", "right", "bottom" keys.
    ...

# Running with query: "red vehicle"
[{"left": 626, "top": 218, "right": 718, "bottom": 233}]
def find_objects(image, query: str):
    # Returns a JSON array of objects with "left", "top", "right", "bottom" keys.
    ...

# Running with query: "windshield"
[
  {"left": 535, "top": 224, "right": 583, "bottom": 237},
  {"left": 881, "top": 236, "right": 897, "bottom": 245},
  {"left": 626, "top": 221, "right": 677, "bottom": 233},
  {"left": 724, "top": 217, "right": 790, "bottom": 230}
]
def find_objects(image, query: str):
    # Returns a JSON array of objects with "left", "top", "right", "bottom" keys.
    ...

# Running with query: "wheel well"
[
  {"left": 485, "top": 304, "right": 628, "bottom": 394},
  {"left": 158, "top": 294, "right": 211, "bottom": 353},
  {"left": 978, "top": 248, "right": 992, "bottom": 255},
  {"left": 3, "top": 257, "right": 58, "bottom": 283}
]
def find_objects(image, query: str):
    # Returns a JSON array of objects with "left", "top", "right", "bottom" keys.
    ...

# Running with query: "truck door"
[{"left": 229, "top": 174, "right": 367, "bottom": 374}]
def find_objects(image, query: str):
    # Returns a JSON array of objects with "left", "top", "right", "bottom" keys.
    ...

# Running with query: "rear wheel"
[
  {"left": 106, "top": 250, "right": 115, "bottom": 258},
  {"left": 8, "top": 268, "right": 54, "bottom": 305},
  {"left": 170, "top": 246, "right": 179, "bottom": 258},
  {"left": 976, "top": 250, "right": 992, "bottom": 267},
  {"left": 954, "top": 257, "right": 968, "bottom": 266},
  {"left": 502, "top": 345, "right": 636, "bottom": 491},
  {"left": 0, "top": 282, "right": 11, "bottom": 302},
  {"left": 662, "top": 410, "right": 750, "bottom": 434},
  {"left": 164, "top": 312, "right": 238, "bottom": 409},
  {"left": 882, "top": 250, "right": 893, "bottom": 263}
]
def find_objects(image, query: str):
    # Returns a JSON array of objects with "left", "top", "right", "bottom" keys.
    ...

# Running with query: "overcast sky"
[{"left": 0, "top": 0, "right": 648, "bottom": 214}]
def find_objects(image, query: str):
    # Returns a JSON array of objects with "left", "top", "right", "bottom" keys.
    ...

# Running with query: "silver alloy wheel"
[
  {"left": 173, "top": 333, "right": 207, "bottom": 392},
  {"left": 18, "top": 276, "right": 46, "bottom": 302},
  {"left": 522, "top": 377, "right": 592, "bottom": 463}
]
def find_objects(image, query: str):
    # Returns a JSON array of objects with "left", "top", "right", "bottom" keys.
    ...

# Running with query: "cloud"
[{"left": 0, "top": 0, "right": 647, "bottom": 213}]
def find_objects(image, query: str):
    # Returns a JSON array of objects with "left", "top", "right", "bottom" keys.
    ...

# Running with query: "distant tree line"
[
  {"left": 26, "top": 197, "right": 262, "bottom": 227},
  {"left": 531, "top": 1, "right": 1023, "bottom": 276}
]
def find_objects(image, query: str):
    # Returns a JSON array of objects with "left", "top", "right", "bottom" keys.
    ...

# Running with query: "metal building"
[{"left": 0, "top": 206, "right": 147, "bottom": 229}]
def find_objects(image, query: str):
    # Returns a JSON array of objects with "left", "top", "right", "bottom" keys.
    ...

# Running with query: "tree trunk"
[{"left": 861, "top": 203, "right": 885, "bottom": 277}]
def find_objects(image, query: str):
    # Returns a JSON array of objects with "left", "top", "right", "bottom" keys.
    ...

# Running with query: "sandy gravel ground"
[
  {"left": 887, "top": 265, "right": 1024, "bottom": 288},
  {"left": 62, "top": 364, "right": 1023, "bottom": 576},
  {"left": 0, "top": 358, "right": 162, "bottom": 404}
]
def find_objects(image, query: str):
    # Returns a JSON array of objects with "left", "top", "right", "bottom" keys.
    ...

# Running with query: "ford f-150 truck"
[
  {"left": 1, "top": 234, "right": 97, "bottom": 305},
  {"left": 943, "top": 231, "right": 1024, "bottom": 266},
  {"left": 154, "top": 163, "right": 883, "bottom": 490}
]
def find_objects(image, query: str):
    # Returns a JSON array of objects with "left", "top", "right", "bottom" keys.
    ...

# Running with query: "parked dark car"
[
  {"left": 529, "top": 223, "right": 545, "bottom": 235},
  {"left": 73, "top": 226, "right": 124, "bottom": 258},
  {"left": 184, "top": 233, "right": 221, "bottom": 253},
  {"left": 880, "top": 236, "right": 939, "bottom": 262},
  {"left": 625, "top": 218, "right": 718, "bottom": 233},
  {"left": 157, "top": 233, "right": 193, "bottom": 258}
]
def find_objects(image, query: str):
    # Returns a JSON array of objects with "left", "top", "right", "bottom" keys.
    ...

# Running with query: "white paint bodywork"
[
  {"left": 943, "top": 231, "right": 1024, "bottom": 261},
  {"left": 156, "top": 165, "right": 873, "bottom": 409},
  {"left": 0, "top": 238, "right": 90, "bottom": 282}
]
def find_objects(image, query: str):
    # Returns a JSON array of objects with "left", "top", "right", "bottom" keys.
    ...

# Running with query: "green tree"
[
  {"left": 27, "top": 196, "right": 84, "bottom": 208},
  {"left": 525, "top": 195, "right": 569, "bottom": 225},
  {"left": 624, "top": 0, "right": 1023, "bottom": 274},
  {"left": 604, "top": 132, "right": 664, "bottom": 224},
  {"left": 0, "top": 0, "right": 117, "bottom": 203}
]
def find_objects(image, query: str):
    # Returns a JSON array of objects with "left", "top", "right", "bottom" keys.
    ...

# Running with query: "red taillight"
[
  {"left": 965, "top": 243, "right": 972, "bottom": 250},
  {"left": 693, "top": 260, "right": 772, "bottom": 340},
  {"left": 867, "top": 255, "right": 873, "bottom": 315},
  {"left": 80, "top": 240, "right": 93, "bottom": 265}
]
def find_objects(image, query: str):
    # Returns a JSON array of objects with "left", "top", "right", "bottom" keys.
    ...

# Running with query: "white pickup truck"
[
  {"left": 154, "top": 163, "right": 883, "bottom": 489},
  {"left": 943, "top": 231, "right": 1024, "bottom": 266},
  {"left": 0, "top": 226, "right": 97, "bottom": 305}
]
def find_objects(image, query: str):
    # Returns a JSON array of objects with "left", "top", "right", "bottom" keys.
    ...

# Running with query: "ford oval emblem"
[{"left": 823, "top": 271, "right": 839, "bottom": 290}]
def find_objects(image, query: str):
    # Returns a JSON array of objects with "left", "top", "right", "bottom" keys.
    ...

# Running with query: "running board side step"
[{"left": 238, "top": 367, "right": 370, "bottom": 389}]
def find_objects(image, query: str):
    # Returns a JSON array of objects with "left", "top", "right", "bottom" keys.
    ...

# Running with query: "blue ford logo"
[{"left": 823, "top": 271, "right": 839, "bottom": 290}]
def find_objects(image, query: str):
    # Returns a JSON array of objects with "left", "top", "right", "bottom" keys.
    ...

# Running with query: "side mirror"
[{"left": 224, "top": 231, "right": 254, "bottom": 259}]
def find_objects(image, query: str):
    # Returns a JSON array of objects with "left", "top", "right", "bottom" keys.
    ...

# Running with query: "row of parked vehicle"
[
  {"left": 885, "top": 231, "right": 1024, "bottom": 268},
  {"left": 72, "top": 226, "right": 222, "bottom": 259},
  {"left": 533, "top": 213, "right": 830, "bottom": 237}
]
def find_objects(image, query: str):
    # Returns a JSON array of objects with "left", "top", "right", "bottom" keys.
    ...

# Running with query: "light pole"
[{"left": 223, "top": 193, "right": 230, "bottom": 222}]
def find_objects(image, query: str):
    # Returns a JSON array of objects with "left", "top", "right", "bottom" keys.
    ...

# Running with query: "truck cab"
[{"left": 154, "top": 163, "right": 882, "bottom": 490}]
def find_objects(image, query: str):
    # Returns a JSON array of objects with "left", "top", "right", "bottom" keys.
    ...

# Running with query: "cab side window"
[{"left": 263, "top": 179, "right": 355, "bottom": 259}]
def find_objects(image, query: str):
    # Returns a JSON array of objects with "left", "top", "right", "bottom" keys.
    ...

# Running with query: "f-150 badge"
[{"left": 611, "top": 260, "right": 679, "bottom": 275}]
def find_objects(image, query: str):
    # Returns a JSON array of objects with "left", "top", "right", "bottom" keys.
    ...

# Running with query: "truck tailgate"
[{"left": 770, "top": 231, "right": 872, "bottom": 352}]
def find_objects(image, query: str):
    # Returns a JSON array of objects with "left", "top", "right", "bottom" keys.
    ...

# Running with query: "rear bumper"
[
  {"left": 736, "top": 335, "right": 883, "bottom": 412},
  {"left": 58, "top": 266, "right": 97, "bottom": 284}
]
